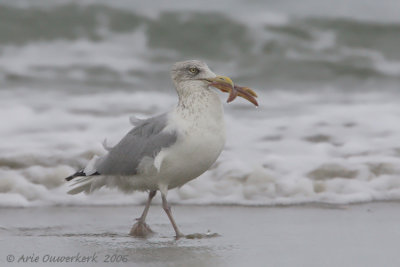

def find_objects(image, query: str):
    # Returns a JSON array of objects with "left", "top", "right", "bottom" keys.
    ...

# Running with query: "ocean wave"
[
  {"left": 1, "top": 3, "right": 400, "bottom": 89},
  {"left": 0, "top": 4, "right": 147, "bottom": 44},
  {"left": 1, "top": 89, "right": 400, "bottom": 207}
]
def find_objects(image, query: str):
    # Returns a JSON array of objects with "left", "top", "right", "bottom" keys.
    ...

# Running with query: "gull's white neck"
[
  {"left": 176, "top": 82, "right": 222, "bottom": 115},
  {"left": 173, "top": 82, "right": 225, "bottom": 133}
]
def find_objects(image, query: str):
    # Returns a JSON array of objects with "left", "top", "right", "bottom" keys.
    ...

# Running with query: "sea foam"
[{"left": 1, "top": 89, "right": 400, "bottom": 207}]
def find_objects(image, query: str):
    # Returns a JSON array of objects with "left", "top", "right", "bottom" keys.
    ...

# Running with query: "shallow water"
[{"left": 1, "top": 204, "right": 400, "bottom": 267}]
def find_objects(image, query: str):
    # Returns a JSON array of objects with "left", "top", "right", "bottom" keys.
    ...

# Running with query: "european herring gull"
[{"left": 65, "top": 60, "right": 258, "bottom": 238}]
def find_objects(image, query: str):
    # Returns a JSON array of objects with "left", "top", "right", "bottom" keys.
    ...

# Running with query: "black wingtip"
[
  {"left": 65, "top": 171, "right": 100, "bottom": 181},
  {"left": 65, "top": 171, "right": 85, "bottom": 181}
]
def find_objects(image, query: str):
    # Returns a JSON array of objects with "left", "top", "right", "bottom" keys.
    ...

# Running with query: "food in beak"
[{"left": 209, "top": 80, "right": 258, "bottom": 107}]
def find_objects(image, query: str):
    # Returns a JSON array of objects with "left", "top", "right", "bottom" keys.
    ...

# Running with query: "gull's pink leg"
[
  {"left": 161, "top": 194, "right": 185, "bottom": 239},
  {"left": 129, "top": 190, "right": 156, "bottom": 237}
]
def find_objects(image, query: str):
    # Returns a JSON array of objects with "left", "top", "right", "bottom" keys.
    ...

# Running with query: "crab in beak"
[{"left": 204, "top": 76, "right": 258, "bottom": 107}]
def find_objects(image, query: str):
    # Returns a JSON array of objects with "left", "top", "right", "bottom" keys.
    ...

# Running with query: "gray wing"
[{"left": 95, "top": 113, "right": 177, "bottom": 175}]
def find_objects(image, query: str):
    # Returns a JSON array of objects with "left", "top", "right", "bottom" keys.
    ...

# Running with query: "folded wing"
[{"left": 95, "top": 113, "right": 177, "bottom": 176}]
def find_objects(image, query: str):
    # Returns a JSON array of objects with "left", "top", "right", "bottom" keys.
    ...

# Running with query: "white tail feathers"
[
  {"left": 67, "top": 156, "right": 104, "bottom": 195},
  {"left": 67, "top": 176, "right": 94, "bottom": 195}
]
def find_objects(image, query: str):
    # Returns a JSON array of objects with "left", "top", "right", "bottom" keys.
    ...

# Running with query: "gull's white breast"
[{"left": 155, "top": 91, "right": 226, "bottom": 189}]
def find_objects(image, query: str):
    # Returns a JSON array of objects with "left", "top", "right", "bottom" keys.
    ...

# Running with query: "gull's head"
[
  {"left": 171, "top": 60, "right": 233, "bottom": 94},
  {"left": 170, "top": 60, "right": 258, "bottom": 106}
]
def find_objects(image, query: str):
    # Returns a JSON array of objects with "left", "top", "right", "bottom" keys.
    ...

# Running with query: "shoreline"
[
  {"left": 2, "top": 198, "right": 399, "bottom": 209},
  {"left": 1, "top": 202, "right": 400, "bottom": 267}
]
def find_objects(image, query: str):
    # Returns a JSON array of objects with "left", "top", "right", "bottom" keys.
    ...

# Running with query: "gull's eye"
[{"left": 188, "top": 67, "right": 199, "bottom": 75}]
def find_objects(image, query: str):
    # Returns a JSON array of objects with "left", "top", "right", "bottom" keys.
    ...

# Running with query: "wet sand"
[{"left": 1, "top": 203, "right": 399, "bottom": 267}]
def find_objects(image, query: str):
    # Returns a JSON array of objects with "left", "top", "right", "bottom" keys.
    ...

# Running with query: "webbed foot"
[{"left": 129, "top": 221, "right": 154, "bottom": 237}]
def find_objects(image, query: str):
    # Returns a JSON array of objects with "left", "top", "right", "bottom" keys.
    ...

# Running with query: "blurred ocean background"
[{"left": 1, "top": 0, "right": 400, "bottom": 207}]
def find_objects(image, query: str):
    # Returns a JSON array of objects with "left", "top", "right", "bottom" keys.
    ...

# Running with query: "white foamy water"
[{"left": 1, "top": 87, "right": 400, "bottom": 207}]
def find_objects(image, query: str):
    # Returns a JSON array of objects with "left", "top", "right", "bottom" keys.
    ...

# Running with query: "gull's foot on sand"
[
  {"left": 129, "top": 221, "right": 154, "bottom": 237},
  {"left": 175, "top": 232, "right": 186, "bottom": 240}
]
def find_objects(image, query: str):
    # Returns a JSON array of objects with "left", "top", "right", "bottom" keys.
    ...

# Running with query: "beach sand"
[{"left": 1, "top": 202, "right": 399, "bottom": 267}]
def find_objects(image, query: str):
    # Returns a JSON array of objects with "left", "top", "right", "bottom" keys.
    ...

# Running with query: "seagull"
[{"left": 65, "top": 60, "right": 258, "bottom": 238}]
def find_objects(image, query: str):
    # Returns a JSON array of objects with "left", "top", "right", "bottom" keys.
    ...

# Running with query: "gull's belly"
[{"left": 159, "top": 130, "right": 225, "bottom": 189}]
